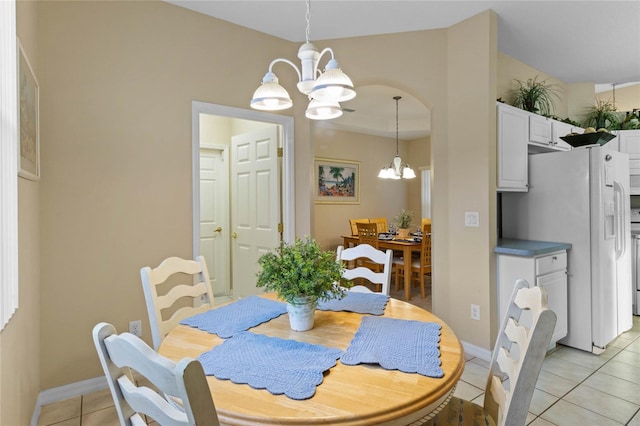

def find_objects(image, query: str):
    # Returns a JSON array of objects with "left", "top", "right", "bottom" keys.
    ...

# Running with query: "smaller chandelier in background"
[
  {"left": 379, "top": 96, "right": 416, "bottom": 180},
  {"left": 250, "top": 0, "right": 356, "bottom": 120}
]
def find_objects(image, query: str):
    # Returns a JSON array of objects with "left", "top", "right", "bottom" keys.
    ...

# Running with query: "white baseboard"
[
  {"left": 461, "top": 340, "right": 492, "bottom": 362},
  {"left": 31, "top": 376, "right": 107, "bottom": 426}
]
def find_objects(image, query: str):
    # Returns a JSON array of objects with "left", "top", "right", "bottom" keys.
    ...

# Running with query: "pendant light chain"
[
  {"left": 395, "top": 95, "right": 400, "bottom": 155},
  {"left": 305, "top": 0, "right": 311, "bottom": 44}
]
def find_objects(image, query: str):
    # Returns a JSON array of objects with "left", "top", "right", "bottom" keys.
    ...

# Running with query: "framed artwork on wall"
[
  {"left": 18, "top": 40, "right": 40, "bottom": 181},
  {"left": 314, "top": 157, "right": 360, "bottom": 204}
]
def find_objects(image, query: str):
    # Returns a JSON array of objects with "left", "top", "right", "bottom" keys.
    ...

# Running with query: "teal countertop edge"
[{"left": 495, "top": 239, "right": 572, "bottom": 257}]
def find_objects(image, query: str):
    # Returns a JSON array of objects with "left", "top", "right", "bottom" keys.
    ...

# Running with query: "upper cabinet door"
[
  {"left": 551, "top": 121, "right": 575, "bottom": 151},
  {"left": 529, "top": 114, "right": 553, "bottom": 148},
  {"left": 497, "top": 103, "right": 528, "bottom": 192}
]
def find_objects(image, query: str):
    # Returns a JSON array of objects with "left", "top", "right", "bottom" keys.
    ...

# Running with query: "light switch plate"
[{"left": 465, "top": 212, "right": 479, "bottom": 227}]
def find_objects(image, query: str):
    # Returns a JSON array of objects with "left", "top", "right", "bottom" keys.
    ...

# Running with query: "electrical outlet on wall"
[
  {"left": 465, "top": 212, "right": 480, "bottom": 227},
  {"left": 471, "top": 304, "right": 480, "bottom": 320},
  {"left": 129, "top": 320, "right": 142, "bottom": 337}
]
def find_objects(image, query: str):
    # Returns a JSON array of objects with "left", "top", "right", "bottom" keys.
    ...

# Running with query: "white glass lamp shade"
[
  {"left": 310, "top": 59, "right": 356, "bottom": 103},
  {"left": 250, "top": 72, "right": 293, "bottom": 111},
  {"left": 305, "top": 99, "right": 343, "bottom": 120},
  {"left": 402, "top": 166, "right": 416, "bottom": 179}
]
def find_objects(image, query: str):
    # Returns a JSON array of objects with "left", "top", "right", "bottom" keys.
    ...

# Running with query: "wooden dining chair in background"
[
  {"left": 370, "top": 217, "right": 388, "bottom": 234},
  {"left": 93, "top": 322, "right": 220, "bottom": 426},
  {"left": 140, "top": 256, "right": 215, "bottom": 350},
  {"left": 349, "top": 218, "right": 370, "bottom": 236},
  {"left": 393, "top": 223, "right": 431, "bottom": 299},
  {"left": 336, "top": 244, "right": 393, "bottom": 295},
  {"left": 417, "top": 280, "right": 556, "bottom": 425},
  {"left": 421, "top": 217, "right": 432, "bottom": 234}
]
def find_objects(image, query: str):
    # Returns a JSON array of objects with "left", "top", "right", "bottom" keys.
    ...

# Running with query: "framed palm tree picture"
[{"left": 314, "top": 158, "right": 360, "bottom": 204}]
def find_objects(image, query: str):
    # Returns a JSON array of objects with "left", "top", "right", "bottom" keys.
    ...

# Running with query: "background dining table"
[
  {"left": 158, "top": 293, "right": 464, "bottom": 426},
  {"left": 342, "top": 234, "right": 422, "bottom": 301}
]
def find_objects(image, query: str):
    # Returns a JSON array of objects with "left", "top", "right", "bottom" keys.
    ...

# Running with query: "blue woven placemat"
[
  {"left": 179, "top": 296, "right": 287, "bottom": 338},
  {"left": 198, "top": 331, "right": 343, "bottom": 400},
  {"left": 317, "top": 292, "right": 389, "bottom": 315},
  {"left": 341, "top": 316, "right": 444, "bottom": 377}
]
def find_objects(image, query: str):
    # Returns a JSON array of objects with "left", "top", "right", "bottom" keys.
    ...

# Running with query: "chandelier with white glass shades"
[
  {"left": 378, "top": 96, "right": 416, "bottom": 179},
  {"left": 249, "top": 0, "right": 356, "bottom": 120}
]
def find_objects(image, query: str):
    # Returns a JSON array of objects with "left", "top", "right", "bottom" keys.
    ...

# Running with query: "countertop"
[{"left": 495, "top": 239, "right": 572, "bottom": 257}]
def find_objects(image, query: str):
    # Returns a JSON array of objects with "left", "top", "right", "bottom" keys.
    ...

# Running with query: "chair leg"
[
  {"left": 420, "top": 274, "right": 426, "bottom": 299},
  {"left": 395, "top": 267, "right": 403, "bottom": 291}
]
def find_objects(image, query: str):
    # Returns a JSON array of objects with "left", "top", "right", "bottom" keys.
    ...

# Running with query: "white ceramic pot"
[{"left": 287, "top": 296, "right": 317, "bottom": 331}]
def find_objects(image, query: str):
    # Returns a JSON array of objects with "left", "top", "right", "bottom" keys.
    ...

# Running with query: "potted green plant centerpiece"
[
  {"left": 394, "top": 209, "right": 414, "bottom": 239},
  {"left": 256, "top": 237, "right": 346, "bottom": 331}
]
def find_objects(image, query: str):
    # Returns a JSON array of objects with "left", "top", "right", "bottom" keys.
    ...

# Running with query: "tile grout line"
[{"left": 536, "top": 333, "right": 640, "bottom": 425}]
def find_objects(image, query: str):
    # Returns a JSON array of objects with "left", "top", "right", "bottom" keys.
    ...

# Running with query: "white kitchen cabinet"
[
  {"left": 497, "top": 103, "right": 581, "bottom": 192},
  {"left": 617, "top": 130, "right": 640, "bottom": 194},
  {"left": 496, "top": 244, "right": 568, "bottom": 348},
  {"left": 529, "top": 115, "right": 579, "bottom": 152},
  {"left": 528, "top": 114, "right": 554, "bottom": 150},
  {"left": 497, "top": 103, "right": 529, "bottom": 192},
  {"left": 618, "top": 130, "right": 640, "bottom": 173},
  {"left": 551, "top": 120, "right": 580, "bottom": 151}
]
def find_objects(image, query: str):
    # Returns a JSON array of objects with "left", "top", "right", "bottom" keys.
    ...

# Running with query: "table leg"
[{"left": 404, "top": 246, "right": 411, "bottom": 301}]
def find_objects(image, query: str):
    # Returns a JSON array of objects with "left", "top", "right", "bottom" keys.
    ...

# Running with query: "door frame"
[{"left": 191, "top": 101, "right": 295, "bottom": 262}]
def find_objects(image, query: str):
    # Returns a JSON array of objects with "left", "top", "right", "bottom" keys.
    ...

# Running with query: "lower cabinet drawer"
[{"left": 536, "top": 252, "right": 567, "bottom": 275}]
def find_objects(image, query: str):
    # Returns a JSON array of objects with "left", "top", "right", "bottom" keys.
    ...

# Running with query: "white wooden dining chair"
[
  {"left": 414, "top": 279, "right": 556, "bottom": 426},
  {"left": 336, "top": 244, "right": 393, "bottom": 295},
  {"left": 92, "top": 322, "right": 220, "bottom": 426},
  {"left": 140, "top": 256, "right": 215, "bottom": 350}
]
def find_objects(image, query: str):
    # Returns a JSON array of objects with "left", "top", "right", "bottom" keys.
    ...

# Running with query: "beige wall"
[
  {"left": 1, "top": 1, "right": 42, "bottom": 425},
  {"left": 497, "top": 52, "right": 570, "bottom": 119},
  {"left": 36, "top": 0, "right": 300, "bottom": 389},
  {"left": 435, "top": 11, "right": 497, "bottom": 348}
]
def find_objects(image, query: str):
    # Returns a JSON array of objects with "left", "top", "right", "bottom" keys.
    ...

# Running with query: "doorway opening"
[{"left": 191, "top": 101, "right": 295, "bottom": 300}]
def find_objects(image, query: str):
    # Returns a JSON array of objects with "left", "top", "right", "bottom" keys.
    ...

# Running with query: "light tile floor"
[{"left": 37, "top": 282, "right": 640, "bottom": 426}]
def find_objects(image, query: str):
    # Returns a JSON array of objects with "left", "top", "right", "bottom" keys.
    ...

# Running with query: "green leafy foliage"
[
  {"left": 394, "top": 209, "right": 414, "bottom": 229},
  {"left": 256, "top": 237, "right": 346, "bottom": 303},
  {"left": 584, "top": 99, "right": 621, "bottom": 131},
  {"left": 511, "top": 76, "right": 561, "bottom": 116}
]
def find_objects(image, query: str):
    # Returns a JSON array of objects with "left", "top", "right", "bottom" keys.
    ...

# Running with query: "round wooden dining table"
[{"left": 158, "top": 293, "right": 464, "bottom": 426}]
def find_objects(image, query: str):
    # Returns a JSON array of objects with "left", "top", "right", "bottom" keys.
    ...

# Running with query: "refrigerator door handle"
[{"left": 614, "top": 180, "right": 626, "bottom": 260}]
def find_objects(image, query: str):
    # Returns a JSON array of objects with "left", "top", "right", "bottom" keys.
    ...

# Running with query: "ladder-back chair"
[
  {"left": 92, "top": 322, "right": 220, "bottom": 426},
  {"left": 140, "top": 256, "right": 215, "bottom": 350},
  {"left": 418, "top": 280, "right": 556, "bottom": 425}
]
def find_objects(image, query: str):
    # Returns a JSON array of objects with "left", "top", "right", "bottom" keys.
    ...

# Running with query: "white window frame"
[
  {"left": 1, "top": 0, "right": 19, "bottom": 330},
  {"left": 421, "top": 167, "right": 431, "bottom": 219}
]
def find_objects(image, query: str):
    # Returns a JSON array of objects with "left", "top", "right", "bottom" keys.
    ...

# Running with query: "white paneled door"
[
  {"left": 231, "top": 126, "right": 281, "bottom": 297},
  {"left": 199, "top": 146, "right": 229, "bottom": 295}
]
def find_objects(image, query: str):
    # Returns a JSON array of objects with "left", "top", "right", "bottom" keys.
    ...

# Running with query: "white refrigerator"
[{"left": 502, "top": 146, "right": 633, "bottom": 354}]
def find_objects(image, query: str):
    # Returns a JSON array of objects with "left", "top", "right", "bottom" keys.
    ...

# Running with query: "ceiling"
[{"left": 166, "top": 0, "right": 640, "bottom": 139}]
